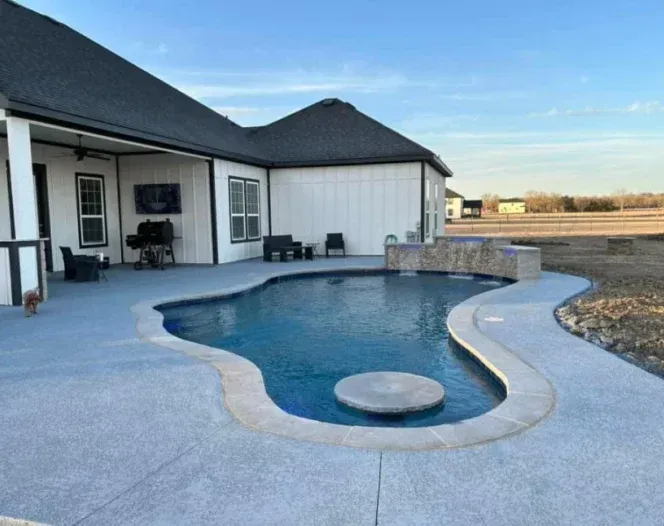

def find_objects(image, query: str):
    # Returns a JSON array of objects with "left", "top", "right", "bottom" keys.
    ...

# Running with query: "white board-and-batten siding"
[
  {"left": 270, "top": 162, "right": 434, "bottom": 255},
  {"left": 118, "top": 154, "right": 213, "bottom": 265},
  {"left": 424, "top": 162, "right": 447, "bottom": 238},
  {"left": 213, "top": 159, "right": 269, "bottom": 263}
]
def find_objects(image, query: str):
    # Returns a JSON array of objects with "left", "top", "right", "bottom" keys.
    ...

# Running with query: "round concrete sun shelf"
[{"left": 334, "top": 372, "right": 445, "bottom": 414}]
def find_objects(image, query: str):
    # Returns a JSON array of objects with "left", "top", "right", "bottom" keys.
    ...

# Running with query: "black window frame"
[
  {"left": 75, "top": 172, "right": 109, "bottom": 249},
  {"left": 228, "top": 176, "right": 261, "bottom": 244}
]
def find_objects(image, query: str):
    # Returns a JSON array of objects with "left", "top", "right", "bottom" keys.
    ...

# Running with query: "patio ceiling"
[{"left": 0, "top": 119, "right": 205, "bottom": 157}]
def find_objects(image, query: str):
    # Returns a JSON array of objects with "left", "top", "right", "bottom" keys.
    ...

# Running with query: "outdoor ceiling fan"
[{"left": 55, "top": 134, "right": 111, "bottom": 162}]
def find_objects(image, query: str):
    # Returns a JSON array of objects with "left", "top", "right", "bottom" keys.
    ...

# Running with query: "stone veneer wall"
[{"left": 385, "top": 236, "right": 541, "bottom": 280}]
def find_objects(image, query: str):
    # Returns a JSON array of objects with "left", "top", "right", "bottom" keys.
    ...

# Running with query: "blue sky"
[{"left": 20, "top": 0, "right": 664, "bottom": 198}]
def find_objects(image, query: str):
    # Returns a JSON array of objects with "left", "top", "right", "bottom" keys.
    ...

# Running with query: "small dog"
[{"left": 23, "top": 288, "right": 42, "bottom": 317}]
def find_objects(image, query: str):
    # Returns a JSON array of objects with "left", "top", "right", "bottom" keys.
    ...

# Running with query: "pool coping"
[{"left": 131, "top": 266, "right": 556, "bottom": 451}]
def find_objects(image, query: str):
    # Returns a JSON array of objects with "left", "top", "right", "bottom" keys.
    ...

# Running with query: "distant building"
[
  {"left": 462, "top": 199, "right": 483, "bottom": 218},
  {"left": 498, "top": 199, "right": 526, "bottom": 214},
  {"left": 445, "top": 188, "right": 464, "bottom": 219}
]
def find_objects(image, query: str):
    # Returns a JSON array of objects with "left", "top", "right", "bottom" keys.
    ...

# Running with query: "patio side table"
[{"left": 304, "top": 243, "right": 320, "bottom": 258}]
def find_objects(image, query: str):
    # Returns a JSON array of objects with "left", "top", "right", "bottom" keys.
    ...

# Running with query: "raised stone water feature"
[{"left": 384, "top": 236, "right": 541, "bottom": 280}]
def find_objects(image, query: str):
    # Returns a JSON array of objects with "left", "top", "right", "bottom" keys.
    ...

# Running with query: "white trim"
[
  {"left": 77, "top": 174, "right": 107, "bottom": 247},
  {"left": 229, "top": 178, "right": 246, "bottom": 242},
  {"left": 21, "top": 118, "right": 212, "bottom": 160},
  {"left": 245, "top": 180, "right": 261, "bottom": 241},
  {"left": 0, "top": 109, "right": 6, "bottom": 121}
]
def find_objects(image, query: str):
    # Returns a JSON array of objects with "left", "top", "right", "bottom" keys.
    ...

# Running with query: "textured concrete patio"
[{"left": 1, "top": 258, "right": 664, "bottom": 525}]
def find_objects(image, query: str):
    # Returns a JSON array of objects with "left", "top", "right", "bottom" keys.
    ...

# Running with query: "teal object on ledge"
[{"left": 384, "top": 234, "right": 398, "bottom": 243}]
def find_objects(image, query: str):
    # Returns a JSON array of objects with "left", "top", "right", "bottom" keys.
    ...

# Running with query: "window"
[
  {"left": 434, "top": 184, "right": 439, "bottom": 232},
  {"left": 229, "top": 177, "right": 261, "bottom": 242},
  {"left": 76, "top": 173, "right": 107, "bottom": 247},
  {"left": 229, "top": 179, "right": 245, "bottom": 241},
  {"left": 245, "top": 181, "right": 260, "bottom": 240},
  {"left": 424, "top": 180, "right": 431, "bottom": 237}
]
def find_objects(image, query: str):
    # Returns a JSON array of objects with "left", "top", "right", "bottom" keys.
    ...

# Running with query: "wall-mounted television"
[{"left": 134, "top": 184, "right": 182, "bottom": 214}]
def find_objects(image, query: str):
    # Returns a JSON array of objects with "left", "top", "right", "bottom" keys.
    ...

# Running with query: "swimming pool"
[{"left": 159, "top": 271, "right": 507, "bottom": 428}]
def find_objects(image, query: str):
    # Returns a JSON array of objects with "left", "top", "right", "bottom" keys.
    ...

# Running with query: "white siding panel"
[
  {"left": 271, "top": 162, "right": 421, "bottom": 255},
  {"left": 0, "top": 247, "right": 12, "bottom": 305},
  {"left": 425, "top": 163, "right": 447, "bottom": 236},
  {"left": 0, "top": 153, "right": 11, "bottom": 239},
  {"left": 214, "top": 159, "right": 268, "bottom": 263},
  {"left": 0, "top": 140, "right": 122, "bottom": 272},
  {"left": 119, "top": 154, "right": 212, "bottom": 265}
]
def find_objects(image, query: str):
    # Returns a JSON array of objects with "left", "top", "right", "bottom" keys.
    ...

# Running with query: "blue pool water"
[{"left": 160, "top": 272, "right": 506, "bottom": 427}]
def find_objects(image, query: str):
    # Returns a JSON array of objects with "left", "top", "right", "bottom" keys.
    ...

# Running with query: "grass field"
[{"left": 447, "top": 209, "right": 664, "bottom": 237}]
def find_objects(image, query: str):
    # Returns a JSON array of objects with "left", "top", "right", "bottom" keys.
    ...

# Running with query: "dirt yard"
[{"left": 513, "top": 235, "right": 664, "bottom": 376}]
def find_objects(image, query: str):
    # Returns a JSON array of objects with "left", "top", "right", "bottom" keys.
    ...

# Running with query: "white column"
[
  {"left": 7, "top": 117, "right": 39, "bottom": 293},
  {"left": 7, "top": 117, "right": 38, "bottom": 239}
]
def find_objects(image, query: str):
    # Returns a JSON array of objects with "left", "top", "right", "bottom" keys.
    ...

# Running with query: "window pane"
[
  {"left": 231, "top": 216, "right": 246, "bottom": 240},
  {"left": 82, "top": 217, "right": 104, "bottom": 244},
  {"left": 247, "top": 216, "right": 260, "bottom": 239},
  {"left": 89, "top": 179, "right": 101, "bottom": 193},
  {"left": 230, "top": 180, "right": 244, "bottom": 214}
]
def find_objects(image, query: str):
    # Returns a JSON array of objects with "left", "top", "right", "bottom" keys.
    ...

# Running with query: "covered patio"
[{"left": 0, "top": 113, "right": 252, "bottom": 306}]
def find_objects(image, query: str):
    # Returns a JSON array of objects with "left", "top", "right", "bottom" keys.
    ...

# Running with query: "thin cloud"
[
  {"left": 131, "top": 41, "right": 169, "bottom": 55},
  {"left": 160, "top": 67, "right": 478, "bottom": 99},
  {"left": 529, "top": 101, "right": 664, "bottom": 118},
  {"left": 179, "top": 78, "right": 407, "bottom": 98},
  {"left": 440, "top": 91, "right": 530, "bottom": 102},
  {"left": 212, "top": 106, "right": 262, "bottom": 115},
  {"left": 211, "top": 105, "right": 299, "bottom": 125},
  {"left": 415, "top": 130, "right": 664, "bottom": 196},
  {"left": 400, "top": 114, "right": 479, "bottom": 132}
]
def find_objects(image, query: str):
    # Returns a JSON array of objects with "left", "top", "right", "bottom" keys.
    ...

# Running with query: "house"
[
  {"left": 498, "top": 199, "right": 526, "bottom": 214},
  {"left": 445, "top": 188, "right": 464, "bottom": 219},
  {"left": 0, "top": 0, "right": 452, "bottom": 305},
  {"left": 462, "top": 199, "right": 482, "bottom": 218}
]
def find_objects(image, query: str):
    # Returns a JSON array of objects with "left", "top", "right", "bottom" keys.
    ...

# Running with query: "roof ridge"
[{"left": 245, "top": 99, "right": 338, "bottom": 135}]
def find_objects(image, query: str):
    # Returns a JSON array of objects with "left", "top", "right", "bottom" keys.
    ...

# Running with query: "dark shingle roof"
[
  {"left": 445, "top": 188, "right": 464, "bottom": 199},
  {"left": 247, "top": 99, "right": 452, "bottom": 176},
  {"left": 0, "top": 0, "right": 267, "bottom": 163},
  {"left": 0, "top": 2, "right": 452, "bottom": 176}
]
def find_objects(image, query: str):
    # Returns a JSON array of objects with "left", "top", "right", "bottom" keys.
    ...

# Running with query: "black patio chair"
[
  {"left": 60, "top": 246, "right": 99, "bottom": 282},
  {"left": 325, "top": 233, "right": 346, "bottom": 257}
]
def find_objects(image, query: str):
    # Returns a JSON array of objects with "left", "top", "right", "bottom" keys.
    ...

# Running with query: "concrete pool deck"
[{"left": 1, "top": 258, "right": 664, "bottom": 525}]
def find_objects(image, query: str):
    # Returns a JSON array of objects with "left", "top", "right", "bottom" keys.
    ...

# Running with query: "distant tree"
[
  {"left": 561, "top": 195, "right": 577, "bottom": 212},
  {"left": 584, "top": 198, "right": 617, "bottom": 212},
  {"left": 524, "top": 191, "right": 564, "bottom": 213},
  {"left": 481, "top": 193, "right": 500, "bottom": 213},
  {"left": 613, "top": 188, "right": 628, "bottom": 213}
]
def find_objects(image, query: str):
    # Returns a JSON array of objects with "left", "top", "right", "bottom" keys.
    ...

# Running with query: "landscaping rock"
[{"left": 546, "top": 235, "right": 664, "bottom": 376}]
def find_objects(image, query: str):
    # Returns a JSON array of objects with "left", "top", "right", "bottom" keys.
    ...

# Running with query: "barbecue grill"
[{"left": 125, "top": 219, "right": 175, "bottom": 270}]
